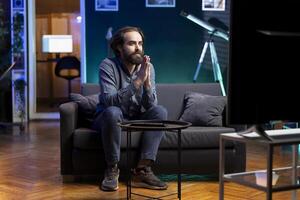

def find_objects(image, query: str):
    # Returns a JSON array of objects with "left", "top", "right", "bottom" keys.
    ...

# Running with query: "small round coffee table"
[{"left": 119, "top": 120, "right": 191, "bottom": 200}]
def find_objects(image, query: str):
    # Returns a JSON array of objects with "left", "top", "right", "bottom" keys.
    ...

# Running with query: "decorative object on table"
[{"left": 255, "top": 171, "right": 279, "bottom": 187}]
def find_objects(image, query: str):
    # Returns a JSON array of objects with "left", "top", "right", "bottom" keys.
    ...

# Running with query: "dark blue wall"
[
  {"left": 85, "top": 0, "right": 230, "bottom": 84},
  {"left": 0, "top": 0, "right": 12, "bottom": 122}
]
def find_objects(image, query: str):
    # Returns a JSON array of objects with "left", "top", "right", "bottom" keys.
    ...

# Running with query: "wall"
[
  {"left": 85, "top": 0, "right": 230, "bottom": 84},
  {"left": 0, "top": 0, "right": 11, "bottom": 63},
  {"left": 0, "top": 0, "right": 12, "bottom": 122}
]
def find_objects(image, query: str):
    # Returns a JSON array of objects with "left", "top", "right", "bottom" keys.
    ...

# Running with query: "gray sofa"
[{"left": 59, "top": 83, "right": 246, "bottom": 180}]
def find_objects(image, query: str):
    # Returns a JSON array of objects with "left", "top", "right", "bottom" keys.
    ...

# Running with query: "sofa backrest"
[
  {"left": 81, "top": 83, "right": 222, "bottom": 120},
  {"left": 156, "top": 83, "right": 222, "bottom": 120}
]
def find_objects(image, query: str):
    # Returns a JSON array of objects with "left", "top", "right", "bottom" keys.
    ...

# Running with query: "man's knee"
[
  {"left": 102, "top": 106, "right": 123, "bottom": 123},
  {"left": 150, "top": 105, "right": 168, "bottom": 120}
]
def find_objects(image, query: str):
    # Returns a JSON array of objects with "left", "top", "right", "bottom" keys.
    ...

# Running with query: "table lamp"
[{"left": 42, "top": 35, "right": 73, "bottom": 60}]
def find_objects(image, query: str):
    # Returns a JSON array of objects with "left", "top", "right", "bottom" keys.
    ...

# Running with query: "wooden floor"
[{"left": 0, "top": 121, "right": 299, "bottom": 200}]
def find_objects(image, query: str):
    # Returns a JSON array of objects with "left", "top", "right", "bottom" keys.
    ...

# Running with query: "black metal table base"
[
  {"left": 126, "top": 129, "right": 182, "bottom": 200},
  {"left": 119, "top": 120, "right": 191, "bottom": 200}
]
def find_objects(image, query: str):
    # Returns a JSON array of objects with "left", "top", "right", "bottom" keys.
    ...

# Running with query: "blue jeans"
[{"left": 92, "top": 105, "right": 167, "bottom": 166}]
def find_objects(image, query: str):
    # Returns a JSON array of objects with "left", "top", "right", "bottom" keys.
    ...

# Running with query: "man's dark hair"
[{"left": 110, "top": 26, "right": 145, "bottom": 57}]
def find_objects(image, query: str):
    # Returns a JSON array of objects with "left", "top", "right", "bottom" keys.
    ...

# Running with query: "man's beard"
[{"left": 124, "top": 50, "right": 144, "bottom": 65}]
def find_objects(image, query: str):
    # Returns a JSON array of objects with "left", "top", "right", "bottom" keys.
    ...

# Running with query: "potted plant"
[
  {"left": 0, "top": 2, "right": 26, "bottom": 130},
  {"left": 13, "top": 77, "right": 26, "bottom": 130},
  {"left": 12, "top": 11, "right": 24, "bottom": 63}
]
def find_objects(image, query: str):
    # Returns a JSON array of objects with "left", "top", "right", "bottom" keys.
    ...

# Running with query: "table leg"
[
  {"left": 178, "top": 129, "right": 182, "bottom": 200},
  {"left": 126, "top": 130, "right": 131, "bottom": 200},
  {"left": 219, "top": 137, "right": 225, "bottom": 200},
  {"left": 292, "top": 145, "right": 298, "bottom": 200},
  {"left": 266, "top": 145, "right": 273, "bottom": 200},
  {"left": 129, "top": 130, "right": 132, "bottom": 199}
]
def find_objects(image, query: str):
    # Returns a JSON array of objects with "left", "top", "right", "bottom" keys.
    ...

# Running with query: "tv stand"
[
  {"left": 220, "top": 130, "right": 300, "bottom": 200},
  {"left": 237, "top": 124, "right": 274, "bottom": 141}
]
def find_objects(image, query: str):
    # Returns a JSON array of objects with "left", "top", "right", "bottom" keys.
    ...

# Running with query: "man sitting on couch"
[{"left": 92, "top": 26, "right": 168, "bottom": 191}]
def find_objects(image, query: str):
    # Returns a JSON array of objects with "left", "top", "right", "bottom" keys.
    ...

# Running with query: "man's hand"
[
  {"left": 134, "top": 55, "right": 151, "bottom": 89},
  {"left": 144, "top": 57, "right": 152, "bottom": 90}
]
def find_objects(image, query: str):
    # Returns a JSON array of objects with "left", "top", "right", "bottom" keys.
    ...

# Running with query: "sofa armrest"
[{"left": 59, "top": 101, "right": 78, "bottom": 175}]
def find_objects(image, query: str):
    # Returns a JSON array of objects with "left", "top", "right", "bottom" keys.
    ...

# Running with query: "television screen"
[{"left": 227, "top": 0, "right": 300, "bottom": 126}]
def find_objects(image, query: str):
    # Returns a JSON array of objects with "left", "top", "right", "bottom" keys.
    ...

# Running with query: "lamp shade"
[{"left": 42, "top": 35, "right": 73, "bottom": 53}]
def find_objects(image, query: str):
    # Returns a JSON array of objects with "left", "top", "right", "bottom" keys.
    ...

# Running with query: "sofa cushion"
[
  {"left": 73, "top": 128, "right": 143, "bottom": 150},
  {"left": 179, "top": 92, "right": 226, "bottom": 126},
  {"left": 70, "top": 93, "right": 99, "bottom": 127},
  {"left": 73, "top": 126, "right": 236, "bottom": 150},
  {"left": 156, "top": 83, "right": 222, "bottom": 120},
  {"left": 70, "top": 93, "right": 98, "bottom": 113},
  {"left": 160, "top": 126, "right": 236, "bottom": 149}
]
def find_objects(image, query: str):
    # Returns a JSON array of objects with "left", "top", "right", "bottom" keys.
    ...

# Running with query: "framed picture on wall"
[
  {"left": 146, "top": 0, "right": 176, "bottom": 8},
  {"left": 202, "top": 0, "right": 225, "bottom": 11},
  {"left": 95, "top": 0, "right": 119, "bottom": 11}
]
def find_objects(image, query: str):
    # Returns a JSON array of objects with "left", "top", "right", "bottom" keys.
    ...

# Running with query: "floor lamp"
[{"left": 41, "top": 35, "right": 73, "bottom": 106}]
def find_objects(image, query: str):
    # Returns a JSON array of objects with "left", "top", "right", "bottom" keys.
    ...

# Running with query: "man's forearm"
[{"left": 100, "top": 82, "right": 138, "bottom": 107}]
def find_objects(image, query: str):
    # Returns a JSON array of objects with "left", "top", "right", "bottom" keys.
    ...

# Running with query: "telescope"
[
  {"left": 180, "top": 10, "right": 228, "bottom": 95},
  {"left": 180, "top": 11, "right": 229, "bottom": 41}
]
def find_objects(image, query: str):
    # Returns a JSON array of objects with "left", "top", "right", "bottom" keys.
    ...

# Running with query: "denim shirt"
[{"left": 96, "top": 57, "right": 157, "bottom": 118}]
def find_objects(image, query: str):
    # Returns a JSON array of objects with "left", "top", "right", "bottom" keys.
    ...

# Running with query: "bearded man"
[{"left": 92, "top": 26, "right": 168, "bottom": 191}]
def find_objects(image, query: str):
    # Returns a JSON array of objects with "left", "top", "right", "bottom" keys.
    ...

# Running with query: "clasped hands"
[{"left": 134, "top": 55, "right": 151, "bottom": 90}]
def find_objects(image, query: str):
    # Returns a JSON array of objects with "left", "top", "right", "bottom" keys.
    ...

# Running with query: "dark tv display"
[{"left": 227, "top": 1, "right": 300, "bottom": 128}]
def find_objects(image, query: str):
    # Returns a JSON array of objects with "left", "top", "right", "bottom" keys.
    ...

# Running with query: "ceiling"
[{"left": 36, "top": 0, "right": 80, "bottom": 15}]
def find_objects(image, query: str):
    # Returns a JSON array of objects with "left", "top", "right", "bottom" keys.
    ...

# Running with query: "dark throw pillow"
[
  {"left": 179, "top": 92, "right": 227, "bottom": 126},
  {"left": 70, "top": 93, "right": 99, "bottom": 127}
]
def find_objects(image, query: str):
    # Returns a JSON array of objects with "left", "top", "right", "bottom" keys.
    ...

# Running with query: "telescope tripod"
[{"left": 193, "top": 35, "right": 226, "bottom": 96}]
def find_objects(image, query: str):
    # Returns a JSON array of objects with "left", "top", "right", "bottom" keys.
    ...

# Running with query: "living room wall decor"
[
  {"left": 202, "top": 0, "right": 225, "bottom": 11},
  {"left": 146, "top": 0, "right": 176, "bottom": 8},
  {"left": 95, "top": 0, "right": 118, "bottom": 11},
  {"left": 85, "top": 0, "right": 230, "bottom": 84}
]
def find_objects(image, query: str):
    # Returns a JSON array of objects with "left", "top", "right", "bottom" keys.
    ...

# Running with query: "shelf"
[{"left": 224, "top": 166, "right": 300, "bottom": 192}]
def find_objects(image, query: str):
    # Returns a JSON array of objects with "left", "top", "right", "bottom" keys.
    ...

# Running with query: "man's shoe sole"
[
  {"left": 131, "top": 181, "right": 168, "bottom": 190},
  {"left": 100, "top": 184, "right": 119, "bottom": 191}
]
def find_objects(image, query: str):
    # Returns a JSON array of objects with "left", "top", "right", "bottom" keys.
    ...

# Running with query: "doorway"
[{"left": 28, "top": 0, "right": 82, "bottom": 119}]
